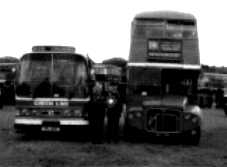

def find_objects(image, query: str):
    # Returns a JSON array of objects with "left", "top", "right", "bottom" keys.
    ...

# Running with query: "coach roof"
[{"left": 135, "top": 11, "right": 196, "bottom": 21}]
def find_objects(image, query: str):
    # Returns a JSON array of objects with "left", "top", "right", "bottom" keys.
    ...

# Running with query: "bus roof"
[
  {"left": 135, "top": 11, "right": 196, "bottom": 22},
  {"left": 20, "top": 52, "right": 86, "bottom": 62},
  {"left": 32, "top": 46, "right": 76, "bottom": 53},
  {"left": 20, "top": 46, "right": 86, "bottom": 60}
]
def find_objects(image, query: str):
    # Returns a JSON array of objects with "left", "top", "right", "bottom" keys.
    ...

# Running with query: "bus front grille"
[{"left": 147, "top": 109, "right": 180, "bottom": 133}]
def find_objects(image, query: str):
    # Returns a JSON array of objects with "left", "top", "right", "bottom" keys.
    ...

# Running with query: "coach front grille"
[{"left": 146, "top": 108, "right": 181, "bottom": 133}]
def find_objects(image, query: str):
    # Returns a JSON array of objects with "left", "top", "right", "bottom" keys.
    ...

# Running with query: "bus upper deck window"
[
  {"left": 182, "top": 26, "right": 197, "bottom": 38},
  {"left": 166, "top": 20, "right": 197, "bottom": 39}
]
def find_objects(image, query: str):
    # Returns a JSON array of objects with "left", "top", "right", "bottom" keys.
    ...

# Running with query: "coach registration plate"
[
  {"left": 41, "top": 121, "right": 60, "bottom": 132},
  {"left": 41, "top": 126, "right": 60, "bottom": 132}
]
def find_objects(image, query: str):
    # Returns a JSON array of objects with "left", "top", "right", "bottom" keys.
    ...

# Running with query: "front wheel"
[
  {"left": 183, "top": 127, "right": 201, "bottom": 145},
  {"left": 224, "top": 108, "right": 227, "bottom": 116},
  {"left": 123, "top": 123, "right": 134, "bottom": 141}
]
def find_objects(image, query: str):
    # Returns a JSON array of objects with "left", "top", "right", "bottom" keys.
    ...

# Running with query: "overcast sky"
[{"left": 0, "top": 0, "right": 226, "bottom": 66}]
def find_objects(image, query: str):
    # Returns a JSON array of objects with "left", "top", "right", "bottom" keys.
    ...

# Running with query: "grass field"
[{"left": 1, "top": 106, "right": 227, "bottom": 167}]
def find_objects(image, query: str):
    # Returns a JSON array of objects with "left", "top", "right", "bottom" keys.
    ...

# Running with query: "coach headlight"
[
  {"left": 31, "top": 109, "right": 38, "bottom": 116},
  {"left": 19, "top": 109, "right": 31, "bottom": 116},
  {"left": 63, "top": 109, "right": 71, "bottom": 116},
  {"left": 73, "top": 109, "right": 82, "bottom": 117}
]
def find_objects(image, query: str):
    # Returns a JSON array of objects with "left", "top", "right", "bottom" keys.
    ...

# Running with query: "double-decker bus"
[
  {"left": 14, "top": 46, "right": 92, "bottom": 133},
  {"left": 125, "top": 11, "right": 202, "bottom": 145}
]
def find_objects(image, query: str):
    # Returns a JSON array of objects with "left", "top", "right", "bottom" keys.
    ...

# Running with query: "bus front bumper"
[{"left": 14, "top": 117, "right": 89, "bottom": 133}]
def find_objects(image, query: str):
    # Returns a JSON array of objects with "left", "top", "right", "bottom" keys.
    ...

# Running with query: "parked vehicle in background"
[
  {"left": 0, "top": 57, "right": 19, "bottom": 107},
  {"left": 93, "top": 62, "right": 125, "bottom": 142},
  {"left": 198, "top": 72, "right": 227, "bottom": 108},
  {"left": 93, "top": 63, "right": 123, "bottom": 108},
  {"left": 222, "top": 88, "right": 227, "bottom": 116},
  {"left": 102, "top": 57, "right": 127, "bottom": 103},
  {"left": 14, "top": 46, "right": 94, "bottom": 134},
  {"left": 125, "top": 11, "right": 202, "bottom": 145}
]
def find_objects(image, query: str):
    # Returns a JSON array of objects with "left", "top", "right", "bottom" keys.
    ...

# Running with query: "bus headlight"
[
  {"left": 192, "top": 117, "right": 198, "bottom": 123},
  {"left": 135, "top": 112, "right": 142, "bottom": 118},
  {"left": 184, "top": 114, "right": 191, "bottom": 120},
  {"left": 128, "top": 113, "right": 134, "bottom": 119},
  {"left": 184, "top": 113, "right": 199, "bottom": 124}
]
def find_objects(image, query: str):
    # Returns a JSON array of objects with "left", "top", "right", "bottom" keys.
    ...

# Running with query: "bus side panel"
[
  {"left": 183, "top": 39, "right": 200, "bottom": 65},
  {"left": 129, "top": 24, "right": 165, "bottom": 63},
  {"left": 129, "top": 38, "right": 147, "bottom": 62}
]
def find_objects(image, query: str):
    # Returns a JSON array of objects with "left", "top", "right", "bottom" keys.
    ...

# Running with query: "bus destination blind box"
[
  {"left": 32, "top": 46, "right": 76, "bottom": 53},
  {"left": 147, "top": 39, "right": 182, "bottom": 62}
]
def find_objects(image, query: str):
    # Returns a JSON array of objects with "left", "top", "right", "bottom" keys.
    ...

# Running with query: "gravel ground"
[{"left": 0, "top": 106, "right": 227, "bottom": 167}]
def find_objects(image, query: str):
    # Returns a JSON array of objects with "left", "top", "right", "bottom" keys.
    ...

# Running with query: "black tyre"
[
  {"left": 123, "top": 122, "right": 145, "bottom": 142},
  {"left": 191, "top": 127, "right": 201, "bottom": 145},
  {"left": 183, "top": 127, "right": 201, "bottom": 145},
  {"left": 123, "top": 122, "right": 134, "bottom": 141},
  {"left": 224, "top": 108, "right": 227, "bottom": 116}
]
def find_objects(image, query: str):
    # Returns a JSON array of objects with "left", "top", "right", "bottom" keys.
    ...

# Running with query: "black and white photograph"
[{"left": 0, "top": 0, "right": 227, "bottom": 166}]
